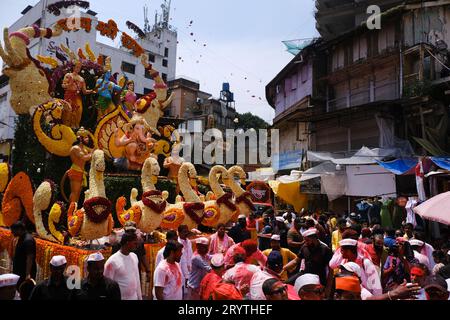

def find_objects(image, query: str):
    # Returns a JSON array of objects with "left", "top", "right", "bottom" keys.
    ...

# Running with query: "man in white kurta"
[
  {"left": 104, "top": 232, "right": 142, "bottom": 300},
  {"left": 178, "top": 225, "right": 194, "bottom": 285}
]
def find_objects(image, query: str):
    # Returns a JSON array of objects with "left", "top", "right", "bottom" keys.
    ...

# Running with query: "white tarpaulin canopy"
[
  {"left": 299, "top": 162, "right": 338, "bottom": 182},
  {"left": 307, "top": 146, "right": 404, "bottom": 165}
]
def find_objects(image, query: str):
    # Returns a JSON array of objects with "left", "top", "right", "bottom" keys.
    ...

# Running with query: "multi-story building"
[
  {"left": 267, "top": 0, "right": 450, "bottom": 211},
  {"left": 0, "top": 0, "right": 177, "bottom": 159}
]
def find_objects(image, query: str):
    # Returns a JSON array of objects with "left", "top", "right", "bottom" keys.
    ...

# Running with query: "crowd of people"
[{"left": 1, "top": 207, "right": 450, "bottom": 301}]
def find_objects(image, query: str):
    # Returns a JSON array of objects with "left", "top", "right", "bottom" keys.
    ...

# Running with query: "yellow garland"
[
  {"left": 48, "top": 203, "right": 65, "bottom": 244},
  {"left": 0, "top": 163, "right": 10, "bottom": 193}
]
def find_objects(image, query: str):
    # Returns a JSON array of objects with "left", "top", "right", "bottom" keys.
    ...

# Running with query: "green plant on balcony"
[{"left": 403, "top": 79, "right": 432, "bottom": 98}]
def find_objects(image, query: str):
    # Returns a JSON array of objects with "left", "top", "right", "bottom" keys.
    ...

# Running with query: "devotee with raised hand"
[
  {"left": 71, "top": 252, "right": 121, "bottom": 300},
  {"left": 262, "top": 235, "right": 297, "bottom": 280},
  {"left": 153, "top": 241, "right": 184, "bottom": 300},
  {"left": 199, "top": 254, "right": 225, "bottom": 300},
  {"left": 222, "top": 245, "right": 260, "bottom": 299},
  {"left": 262, "top": 278, "right": 289, "bottom": 301},
  {"left": 294, "top": 273, "right": 325, "bottom": 300},
  {"left": 209, "top": 223, "right": 235, "bottom": 255},
  {"left": 155, "top": 230, "right": 178, "bottom": 267},
  {"left": 104, "top": 232, "right": 142, "bottom": 300},
  {"left": 0, "top": 274, "right": 20, "bottom": 300},
  {"left": 29, "top": 255, "right": 71, "bottom": 300},
  {"left": 249, "top": 250, "right": 284, "bottom": 300},
  {"left": 187, "top": 237, "right": 211, "bottom": 300}
]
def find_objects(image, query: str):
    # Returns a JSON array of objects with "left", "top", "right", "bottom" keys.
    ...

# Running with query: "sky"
[{"left": 0, "top": 0, "right": 319, "bottom": 123}]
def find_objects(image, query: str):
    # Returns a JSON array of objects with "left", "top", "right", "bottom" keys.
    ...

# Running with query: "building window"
[
  {"left": 162, "top": 59, "right": 168, "bottom": 67},
  {"left": 162, "top": 73, "right": 168, "bottom": 82},
  {"left": 144, "top": 68, "right": 152, "bottom": 79},
  {"left": 144, "top": 88, "right": 152, "bottom": 95},
  {"left": 121, "top": 61, "right": 136, "bottom": 74},
  {"left": 148, "top": 53, "right": 155, "bottom": 63},
  {"left": 0, "top": 78, "right": 9, "bottom": 90},
  {"left": 164, "top": 47, "right": 169, "bottom": 57}
]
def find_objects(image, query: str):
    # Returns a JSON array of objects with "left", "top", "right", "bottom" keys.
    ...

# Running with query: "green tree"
[
  {"left": 236, "top": 112, "right": 270, "bottom": 130},
  {"left": 12, "top": 114, "right": 70, "bottom": 194}
]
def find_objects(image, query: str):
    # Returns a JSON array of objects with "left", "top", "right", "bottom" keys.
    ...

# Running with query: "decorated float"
[{"left": 0, "top": 5, "right": 255, "bottom": 296}]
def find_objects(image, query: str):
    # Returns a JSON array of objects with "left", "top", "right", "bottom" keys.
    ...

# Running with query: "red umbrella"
[{"left": 413, "top": 192, "right": 450, "bottom": 225}]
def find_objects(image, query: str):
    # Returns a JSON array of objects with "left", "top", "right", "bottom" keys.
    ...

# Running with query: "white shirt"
[
  {"left": 361, "top": 286, "right": 373, "bottom": 300},
  {"left": 222, "top": 262, "right": 260, "bottom": 299},
  {"left": 178, "top": 237, "right": 194, "bottom": 282},
  {"left": 104, "top": 250, "right": 142, "bottom": 300},
  {"left": 155, "top": 246, "right": 165, "bottom": 268},
  {"left": 413, "top": 250, "right": 430, "bottom": 270},
  {"left": 422, "top": 243, "right": 435, "bottom": 270},
  {"left": 249, "top": 269, "right": 275, "bottom": 300},
  {"left": 153, "top": 259, "right": 183, "bottom": 300}
]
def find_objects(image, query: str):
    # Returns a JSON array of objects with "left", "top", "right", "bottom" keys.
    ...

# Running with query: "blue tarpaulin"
[
  {"left": 376, "top": 158, "right": 417, "bottom": 175},
  {"left": 430, "top": 157, "right": 450, "bottom": 171},
  {"left": 272, "top": 150, "right": 303, "bottom": 172}
]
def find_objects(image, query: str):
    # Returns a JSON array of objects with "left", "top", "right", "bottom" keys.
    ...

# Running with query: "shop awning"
[
  {"left": 272, "top": 150, "right": 303, "bottom": 172},
  {"left": 430, "top": 157, "right": 450, "bottom": 171},
  {"left": 375, "top": 158, "right": 417, "bottom": 175}
]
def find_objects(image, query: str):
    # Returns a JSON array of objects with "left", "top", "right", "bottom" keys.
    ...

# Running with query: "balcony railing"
[{"left": 327, "top": 80, "right": 398, "bottom": 112}]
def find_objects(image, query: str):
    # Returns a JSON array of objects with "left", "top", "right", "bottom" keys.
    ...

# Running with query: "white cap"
[
  {"left": 340, "top": 262, "right": 361, "bottom": 278},
  {"left": 275, "top": 216, "right": 285, "bottom": 223},
  {"left": 238, "top": 214, "right": 246, "bottom": 219},
  {"left": 271, "top": 234, "right": 281, "bottom": 241},
  {"left": 294, "top": 273, "right": 320, "bottom": 293},
  {"left": 211, "top": 254, "right": 225, "bottom": 267},
  {"left": 195, "top": 237, "right": 209, "bottom": 245},
  {"left": 409, "top": 239, "right": 424, "bottom": 247},
  {"left": 0, "top": 274, "right": 20, "bottom": 288},
  {"left": 87, "top": 252, "right": 105, "bottom": 262},
  {"left": 50, "top": 255, "right": 67, "bottom": 267},
  {"left": 302, "top": 228, "right": 318, "bottom": 238},
  {"left": 339, "top": 239, "right": 358, "bottom": 247}
]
